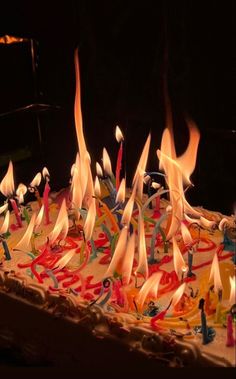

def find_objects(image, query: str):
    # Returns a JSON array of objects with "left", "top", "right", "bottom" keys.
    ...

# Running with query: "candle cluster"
[{"left": 0, "top": 50, "right": 235, "bottom": 359}]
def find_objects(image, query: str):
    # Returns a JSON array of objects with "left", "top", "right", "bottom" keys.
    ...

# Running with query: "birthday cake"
[{"left": 0, "top": 51, "right": 235, "bottom": 368}]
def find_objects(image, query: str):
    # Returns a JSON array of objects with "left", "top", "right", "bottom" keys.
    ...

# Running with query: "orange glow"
[
  {"left": 134, "top": 205, "right": 148, "bottom": 280},
  {"left": 209, "top": 253, "right": 223, "bottom": 292},
  {"left": 16, "top": 183, "right": 27, "bottom": 204},
  {"left": 171, "top": 283, "right": 186, "bottom": 308},
  {"left": 0, "top": 161, "right": 15, "bottom": 197},
  {"left": 83, "top": 198, "right": 96, "bottom": 241},
  {"left": 105, "top": 226, "right": 128, "bottom": 278},
  {"left": 14, "top": 213, "right": 36, "bottom": 252},
  {"left": 115, "top": 125, "right": 124, "bottom": 143},
  {"left": 30, "top": 172, "right": 42, "bottom": 188},
  {"left": 120, "top": 232, "right": 135, "bottom": 285},
  {"left": 116, "top": 178, "right": 126, "bottom": 203},
  {"left": 94, "top": 176, "right": 101, "bottom": 198},
  {"left": 102, "top": 148, "right": 113, "bottom": 177},
  {"left": 48, "top": 199, "right": 69, "bottom": 245},
  {"left": 0, "top": 210, "right": 10, "bottom": 234},
  {"left": 136, "top": 272, "right": 163, "bottom": 309},
  {"left": 229, "top": 276, "right": 236, "bottom": 305},
  {"left": 181, "top": 222, "right": 193, "bottom": 246},
  {"left": 172, "top": 236, "right": 187, "bottom": 279}
]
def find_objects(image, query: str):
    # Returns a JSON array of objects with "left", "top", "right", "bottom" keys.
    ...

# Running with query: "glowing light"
[
  {"left": 0, "top": 211, "right": 10, "bottom": 234},
  {"left": 115, "top": 125, "right": 124, "bottom": 143},
  {"left": 0, "top": 161, "right": 15, "bottom": 197},
  {"left": 103, "top": 148, "right": 113, "bottom": 177},
  {"left": 209, "top": 253, "right": 223, "bottom": 292},
  {"left": 116, "top": 178, "right": 126, "bottom": 204},
  {"left": 172, "top": 236, "right": 187, "bottom": 280},
  {"left": 30, "top": 172, "right": 42, "bottom": 188},
  {"left": 136, "top": 272, "right": 163, "bottom": 309}
]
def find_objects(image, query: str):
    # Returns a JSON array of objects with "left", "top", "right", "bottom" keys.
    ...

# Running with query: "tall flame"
[
  {"left": 0, "top": 203, "right": 8, "bottom": 215},
  {"left": 135, "top": 205, "right": 148, "bottom": 280},
  {"left": 0, "top": 161, "right": 15, "bottom": 197},
  {"left": 116, "top": 178, "right": 126, "bottom": 204},
  {"left": 181, "top": 222, "right": 193, "bottom": 246},
  {"left": 105, "top": 226, "right": 128, "bottom": 278},
  {"left": 209, "top": 253, "right": 223, "bottom": 292},
  {"left": 83, "top": 198, "right": 96, "bottom": 241},
  {"left": 14, "top": 213, "right": 36, "bottom": 252},
  {"left": 16, "top": 183, "right": 27, "bottom": 204},
  {"left": 121, "top": 186, "right": 136, "bottom": 226},
  {"left": 103, "top": 148, "right": 113, "bottom": 177},
  {"left": 171, "top": 282, "right": 186, "bottom": 308},
  {"left": 48, "top": 199, "right": 69, "bottom": 245},
  {"left": 53, "top": 249, "right": 76, "bottom": 271},
  {"left": 34, "top": 205, "right": 44, "bottom": 231},
  {"left": 157, "top": 121, "right": 201, "bottom": 240},
  {"left": 136, "top": 272, "right": 163, "bottom": 309},
  {"left": 0, "top": 210, "right": 10, "bottom": 234},
  {"left": 120, "top": 232, "right": 135, "bottom": 285},
  {"left": 42, "top": 167, "right": 50, "bottom": 180},
  {"left": 94, "top": 176, "right": 101, "bottom": 198}
]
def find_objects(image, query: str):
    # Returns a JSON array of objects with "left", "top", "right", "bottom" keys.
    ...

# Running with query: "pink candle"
[
  {"left": 43, "top": 181, "right": 51, "bottom": 225},
  {"left": 10, "top": 198, "right": 22, "bottom": 228},
  {"left": 226, "top": 313, "right": 235, "bottom": 347}
]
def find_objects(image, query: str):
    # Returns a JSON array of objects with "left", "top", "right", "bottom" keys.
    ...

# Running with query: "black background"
[{"left": 0, "top": 0, "right": 234, "bottom": 214}]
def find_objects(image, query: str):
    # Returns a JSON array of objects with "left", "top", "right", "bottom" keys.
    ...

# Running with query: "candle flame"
[
  {"left": 0, "top": 203, "right": 8, "bottom": 215},
  {"left": 0, "top": 161, "right": 15, "bottom": 197},
  {"left": 116, "top": 178, "right": 126, "bottom": 203},
  {"left": 136, "top": 272, "right": 163, "bottom": 310},
  {"left": 200, "top": 216, "right": 216, "bottom": 229},
  {"left": 0, "top": 210, "right": 10, "bottom": 234},
  {"left": 83, "top": 198, "right": 96, "bottom": 241},
  {"left": 14, "top": 213, "right": 36, "bottom": 252},
  {"left": 42, "top": 167, "right": 50, "bottom": 180},
  {"left": 120, "top": 232, "right": 135, "bottom": 285},
  {"left": 30, "top": 172, "right": 42, "bottom": 188},
  {"left": 96, "top": 162, "right": 103, "bottom": 177},
  {"left": 34, "top": 205, "right": 44, "bottom": 231},
  {"left": 218, "top": 218, "right": 229, "bottom": 231},
  {"left": 151, "top": 182, "right": 161, "bottom": 189},
  {"left": 229, "top": 276, "right": 236, "bottom": 305},
  {"left": 135, "top": 205, "right": 148, "bottom": 280},
  {"left": 94, "top": 176, "right": 101, "bottom": 198},
  {"left": 157, "top": 121, "right": 201, "bottom": 240},
  {"left": 172, "top": 236, "right": 187, "bottom": 280},
  {"left": 105, "top": 226, "right": 128, "bottom": 278},
  {"left": 209, "top": 253, "right": 223, "bottom": 292},
  {"left": 48, "top": 199, "right": 68, "bottom": 245},
  {"left": 115, "top": 125, "right": 124, "bottom": 143},
  {"left": 53, "top": 249, "right": 76, "bottom": 271},
  {"left": 181, "top": 222, "right": 193, "bottom": 246},
  {"left": 103, "top": 148, "right": 113, "bottom": 177},
  {"left": 71, "top": 166, "right": 82, "bottom": 214},
  {"left": 171, "top": 282, "right": 186, "bottom": 308},
  {"left": 16, "top": 183, "right": 27, "bottom": 204},
  {"left": 121, "top": 186, "right": 135, "bottom": 226}
]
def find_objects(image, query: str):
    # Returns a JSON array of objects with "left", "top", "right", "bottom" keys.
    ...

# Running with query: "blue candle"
[{"left": 1, "top": 236, "right": 11, "bottom": 260}]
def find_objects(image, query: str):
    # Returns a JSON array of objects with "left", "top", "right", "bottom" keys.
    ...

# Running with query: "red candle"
[
  {"left": 115, "top": 126, "right": 124, "bottom": 191},
  {"left": 10, "top": 198, "right": 22, "bottom": 228}
]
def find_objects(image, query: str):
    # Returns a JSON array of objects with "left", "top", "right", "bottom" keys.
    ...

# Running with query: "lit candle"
[
  {"left": 16, "top": 183, "right": 29, "bottom": 224},
  {"left": 29, "top": 172, "right": 42, "bottom": 207},
  {"left": 42, "top": 167, "right": 51, "bottom": 225},
  {"left": 115, "top": 125, "right": 124, "bottom": 191},
  {"left": 209, "top": 253, "right": 223, "bottom": 323},
  {"left": 0, "top": 161, "right": 22, "bottom": 228},
  {"left": 0, "top": 211, "right": 11, "bottom": 260}
]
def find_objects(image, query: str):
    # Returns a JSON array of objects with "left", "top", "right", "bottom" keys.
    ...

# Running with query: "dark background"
[{"left": 0, "top": 0, "right": 234, "bottom": 214}]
